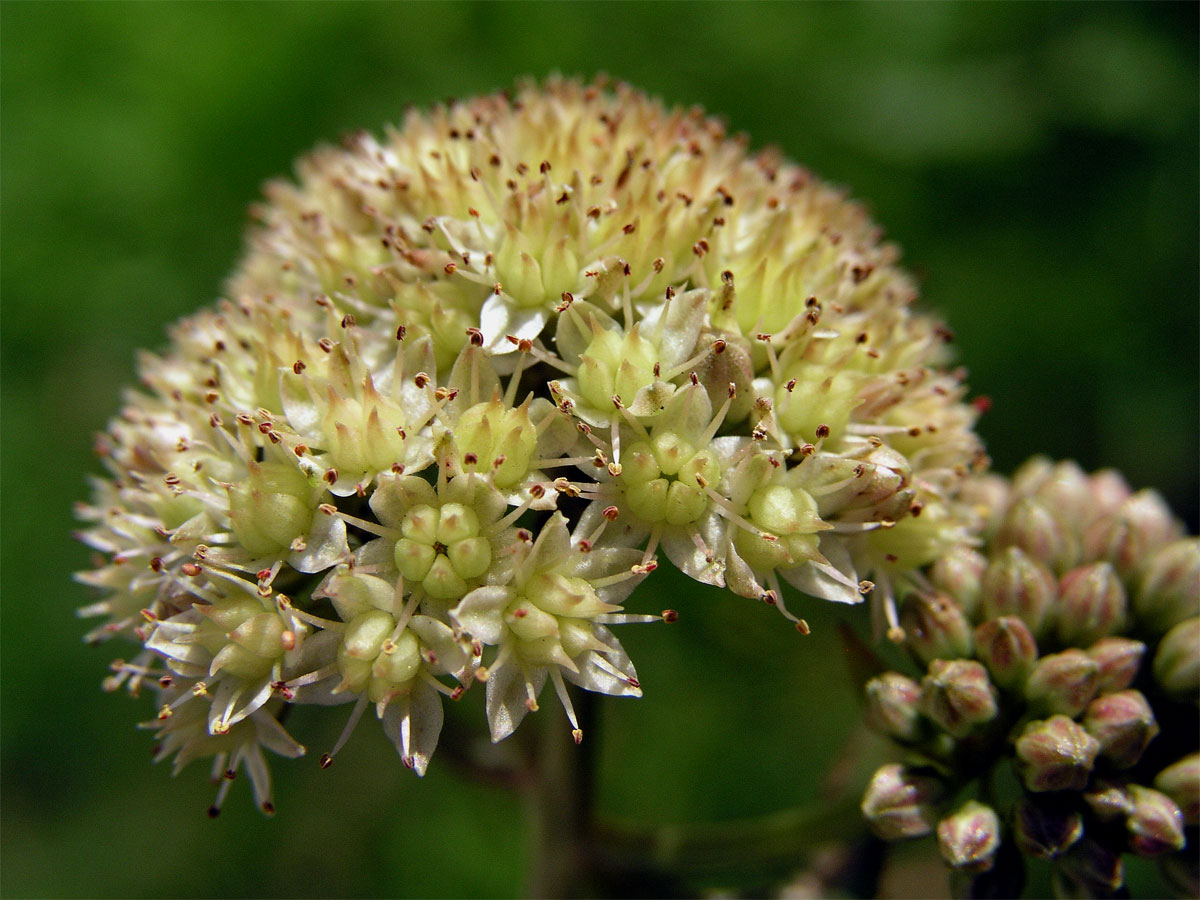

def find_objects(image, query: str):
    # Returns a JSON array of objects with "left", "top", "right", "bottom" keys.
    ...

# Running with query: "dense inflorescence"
[
  {"left": 75, "top": 77, "right": 987, "bottom": 814},
  {"left": 861, "top": 458, "right": 1200, "bottom": 897}
]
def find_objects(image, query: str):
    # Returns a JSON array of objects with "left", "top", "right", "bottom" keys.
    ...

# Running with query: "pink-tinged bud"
[
  {"left": 1135, "top": 538, "right": 1200, "bottom": 635},
  {"left": 919, "top": 659, "right": 998, "bottom": 739},
  {"left": 1015, "top": 715, "right": 1100, "bottom": 792},
  {"left": 936, "top": 800, "right": 1000, "bottom": 872},
  {"left": 1024, "top": 649, "right": 1099, "bottom": 718},
  {"left": 1152, "top": 617, "right": 1200, "bottom": 701},
  {"left": 900, "top": 592, "right": 973, "bottom": 665},
  {"left": 1083, "top": 778, "right": 1134, "bottom": 822},
  {"left": 1056, "top": 562, "right": 1127, "bottom": 646},
  {"left": 1012, "top": 795, "right": 1083, "bottom": 859},
  {"left": 1057, "top": 838, "right": 1125, "bottom": 896},
  {"left": 1083, "top": 490, "right": 1180, "bottom": 576},
  {"left": 1082, "top": 690, "right": 1159, "bottom": 769},
  {"left": 1028, "top": 460, "right": 1095, "bottom": 530},
  {"left": 958, "top": 473, "right": 1012, "bottom": 540},
  {"left": 1125, "top": 785, "right": 1186, "bottom": 857},
  {"left": 1087, "top": 637, "right": 1146, "bottom": 694},
  {"left": 974, "top": 616, "right": 1038, "bottom": 690},
  {"left": 981, "top": 547, "right": 1056, "bottom": 639},
  {"left": 929, "top": 546, "right": 987, "bottom": 621},
  {"left": 1154, "top": 753, "right": 1200, "bottom": 825},
  {"left": 995, "top": 496, "right": 1078, "bottom": 574},
  {"left": 864, "top": 672, "right": 923, "bottom": 742},
  {"left": 861, "top": 763, "right": 946, "bottom": 840}
]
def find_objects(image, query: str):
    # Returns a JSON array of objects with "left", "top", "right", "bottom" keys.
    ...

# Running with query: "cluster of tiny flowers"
[
  {"left": 76, "top": 77, "right": 986, "bottom": 814},
  {"left": 860, "top": 457, "right": 1200, "bottom": 897}
]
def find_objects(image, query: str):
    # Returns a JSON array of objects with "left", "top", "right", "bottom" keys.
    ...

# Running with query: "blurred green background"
[{"left": 3, "top": 3, "right": 1196, "bottom": 897}]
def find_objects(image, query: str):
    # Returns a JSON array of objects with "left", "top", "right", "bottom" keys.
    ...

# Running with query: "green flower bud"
[
  {"left": 861, "top": 763, "right": 946, "bottom": 840},
  {"left": 936, "top": 800, "right": 1001, "bottom": 872},
  {"left": 1024, "top": 650, "right": 1099, "bottom": 719},
  {"left": 1154, "top": 753, "right": 1199, "bottom": 825},
  {"left": 337, "top": 609, "right": 395, "bottom": 693},
  {"left": 1134, "top": 538, "right": 1200, "bottom": 635},
  {"left": 1015, "top": 715, "right": 1100, "bottom": 792},
  {"left": 453, "top": 399, "right": 538, "bottom": 490},
  {"left": 370, "top": 630, "right": 422, "bottom": 702},
  {"left": 981, "top": 547, "right": 1056, "bottom": 639},
  {"left": 774, "top": 363, "right": 859, "bottom": 442},
  {"left": 1082, "top": 690, "right": 1159, "bottom": 769},
  {"left": 1125, "top": 785, "right": 1186, "bottom": 857},
  {"left": 919, "top": 659, "right": 998, "bottom": 739},
  {"left": 227, "top": 461, "right": 315, "bottom": 557},
  {"left": 973, "top": 616, "right": 1038, "bottom": 691},
  {"left": 1153, "top": 617, "right": 1200, "bottom": 701},
  {"left": 1013, "top": 795, "right": 1083, "bottom": 860},
  {"left": 995, "top": 496, "right": 1077, "bottom": 574},
  {"left": 1086, "top": 636, "right": 1146, "bottom": 694},
  {"left": 864, "top": 672, "right": 923, "bottom": 742},
  {"left": 929, "top": 546, "right": 987, "bottom": 622},
  {"left": 900, "top": 592, "right": 973, "bottom": 665},
  {"left": 1055, "top": 562, "right": 1127, "bottom": 646}
]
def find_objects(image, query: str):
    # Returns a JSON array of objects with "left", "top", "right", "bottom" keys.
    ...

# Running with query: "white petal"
[
  {"left": 480, "top": 295, "right": 548, "bottom": 354},
  {"left": 485, "top": 659, "right": 546, "bottom": 743},
  {"left": 251, "top": 710, "right": 306, "bottom": 759},
  {"left": 289, "top": 513, "right": 349, "bottom": 573},
  {"left": 450, "top": 586, "right": 513, "bottom": 645}
]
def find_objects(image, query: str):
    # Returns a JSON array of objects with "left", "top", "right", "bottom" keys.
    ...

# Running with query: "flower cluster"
[
  {"left": 860, "top": 458, "right": 1199, "bottom": 897},
  {"left": 76, "top": 77, "right": 986, "bottom": 813}
]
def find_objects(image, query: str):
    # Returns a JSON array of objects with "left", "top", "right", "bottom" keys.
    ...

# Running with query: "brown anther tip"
[
  {"left": 292, "top": 360, "right": 306, "bottom": 374},
  {"left": 626, "top": 676, "right": 641, "bottom": 689},
  {"left": 712, "top": 339, "right": 727, "bottom": 354},
  {"left": 885, "top": 553, "right": 899, "bottom": 563},
  {"left": 181, "top": 563, "right": 202, "bottom": 577},
  {"left": 391, "top": 463, "right": 405, "bottom": 474},
  {"left": 622, "top": 222, "right": 636, "bottom": 235},
  {"left": 578, "top": 540, "right": 592, "bottom": 553},
  {"left": 572, "top": 729, "right": 584, "bottom": 745},
  {"left": 665, "top": 285, "right": 676, "bottom": 299},
  {"left": 493, "top": 282, "right": 503, "bottom": 295},
  {"left": 340, "top": 314, "right": 356, "bottom": 329},
  {"left": 815, "top": 424, "right": 831, "bottom": 439},
  {"left": 319, "top": 753, "right": 334, "bottom": 770},
  {"left": 727, "top": 382, "right": 737, "bottom": 399},
  {"left": 795, "top": 620, "right": 811, "bottom": 635},
  {"left": 540, "top": 159, "right": 551, "bottom": 173},
  {"left": 414, "top": 372, "right": 430, "bottom": 388},
  {"left": 652, "top": 257, "right": 665, "bottom": 272},
  {"left": 449, "top": 685, "right": 465, "bottom": 701},
  {"left": 611, "top": 395, "right": 624, "bottom": 409},
  {"left": 516, "top": 528, "right": 533, "bottom": 542},
  {"left": 785, "top": 378, "right": 797, "bottom": 393},
  {"left": 444, "top": 262, "right": 457, "bottom": 275},
  {"left": 317, "top": 338, "right": 334, "bottom": 353},
  {"left": 396, "top": 325, "right": 407, "bottom": 341},
  {"left": 261, "top": 802, "right": 276, "bottom": 816},
  {"left": 858, "top": 580, "right": 875, "bottom": 595},
  {"left": 149, "top": 556, "right": 164, "bottom": 572},
  {"left": 603, "top": 505, "right": 620, "bottom": 520},
  {"left": 760, "top": 532, "right": 778, "bottom": 542},
  {"left": 463, "top": 453, "right": 478, "bottom": 466},
  {"left": 661, "top": 609, "right": 679, "bottom": 623},
  {"left": 694, "top": 473, "right": 709, "bottom": 488},
  {"left": 207, "top": 806, "right": 221, "bottom": 819},
  {"left": 464, "top": 328, "right": 483, "bottom": 349},
  {"left": 323, "top": 469, "right": 338, "bottom": 485},
  {"left": 721, "top": 269, "right": 734, "bottom": 284}
]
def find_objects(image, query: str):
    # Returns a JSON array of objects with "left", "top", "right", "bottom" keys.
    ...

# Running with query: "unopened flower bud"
[
  {"left": 1134, "top": 538, "right": 1200, "bottom": 635},
  {"left": 1082, "top": 690, "right": 1159, "bottom": 769},
  {"left": 864, "top": 672, "right": 923, "bottom": 742},
  {"left": 929, "top": 546, "right": 986, "bottom": 621},
  {"left": 1084, "top": 490, "right": 1180, "bottom": 576},
  {"left": 1012, "top": 795, "right": 1083, "bottom": 859},
  {"left": 995, "top": 496, "right": 1077, "bottom": 574},
  {"left": 974, "top": 616, "right": 1038, "bottom": 690},
  {"left": 1126, "top": 784, "right": 1186, "bottom": 857},
  {"left": 1057, "top": 838, "right": 1125, "bottom": 896},
  {"left": 1024, "top": 649, "right": 1099, "bottom": 718},
  {"left": 861, "top": 763, "right": 946, "bottom": 839},
  {"left": 981, "top": 547, "right": 1056, "bottom": 639},
  {"left": 1015, "top": 715, "right": 1100, "bottom": 792},
  {"left": 1087, "top": 636, "right": 1146, "bottom": 694},
  {"left": 1152, "top": 617, "right": 1200, "bottom": 701},
  {"left": 1083, "top": 778, "right": 1134, "bottom": 822},
  {"left": 1027, "top": 460, "right": 1095, "bottom": 528},
  {"left": 1154, "top": 754, "right": 1199, "bottom": 825},
  {"left": 1055, "top": 562, "right": 1127, "bottom": 646},
  {"left": 919, "top": 659, "right": 998, "bottom": 739},
  {"left": 900, "top": 592, "right": 973, "bottom": 665},
  {"left": 936, "top": 800, "right": 1000, "bottom": 872}
]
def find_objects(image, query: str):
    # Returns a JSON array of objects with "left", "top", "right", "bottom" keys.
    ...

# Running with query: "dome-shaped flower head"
[{"left": 78, "top": 76, "right": 988, "bottom": 811}]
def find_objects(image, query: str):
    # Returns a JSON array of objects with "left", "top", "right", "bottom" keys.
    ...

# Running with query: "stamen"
[
  {"left": 324, "top": 694, "right": 370, "bottom": 763},
  {"left": 549, "top": 668, "right": 583, "bottom": 743}
]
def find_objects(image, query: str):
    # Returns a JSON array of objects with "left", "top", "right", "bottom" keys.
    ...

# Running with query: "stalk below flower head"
[{"left": 76, "top": 76, "right": 986, "bottom": 813}]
